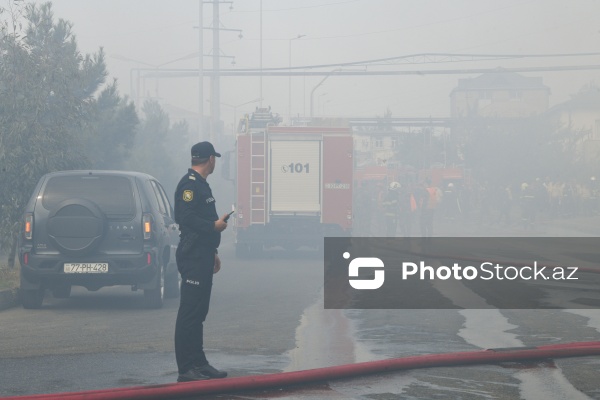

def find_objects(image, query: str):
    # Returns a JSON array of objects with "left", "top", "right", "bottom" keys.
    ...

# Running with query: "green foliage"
[
  {"left": 460, "top": 117, "right": 580, "bottom": 184},
  {"left": 0, "top": 1, "right": 115, "bottom": 251},
  {"left": 127, "top": 99, "right": 190, "bottom": 196},
  {"left": 0, "top": 2, "right": 183, "bottom": 255},
  {"left": 0, "top": 1, "right": 223, "bottom": 262},
  {"left": 83, "top": 80, "right": 139, "bottom": 169},
  {"left": 0, "top": 263, "right": 19, "bottom": 289}
]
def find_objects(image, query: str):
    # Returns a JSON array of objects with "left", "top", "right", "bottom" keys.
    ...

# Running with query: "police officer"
[
  {"left": 174, "top": 141, "right": 230, "bottom": 382},
  {"left": 382, "top": 181, "right": 400, "bottom": 236},
  {"left": 520, "top": 182, "right": 536, "bottom": 230}
]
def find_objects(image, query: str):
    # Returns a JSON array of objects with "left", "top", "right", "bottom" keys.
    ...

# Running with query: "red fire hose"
[{"left": 4, "top": 341, "right": 600, "bottom": 400}]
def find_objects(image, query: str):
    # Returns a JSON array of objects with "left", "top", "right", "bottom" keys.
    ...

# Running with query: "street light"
[
  {"left": 288, "top": 34, "right": 306, "bottom": 124},
  {"left": 317, "top": 92, "right": 327, "bottom": 116},
  {"left": 111, "top": 54, "right": 158, "bottom": 107},
  {"left": 310, "top": 68, "right": 341, "bottom": 118},
  {"left": 112, "top": 53, "right": 202, "bottom": 108},
  {"left": 322, "top": 99, "right": 332, "bottom": 116}
]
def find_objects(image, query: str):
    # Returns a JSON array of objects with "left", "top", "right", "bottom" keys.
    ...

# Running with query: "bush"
[{"left": 0, "top": 264, "right": 20, "bottom": 290}]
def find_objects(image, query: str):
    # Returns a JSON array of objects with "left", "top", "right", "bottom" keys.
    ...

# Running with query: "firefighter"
[
  {"left": 382, "top": 181, "right": 401, "bottom": 236},
  {"left": 397, "top": 182, "right": 417, "bottom": 237},
  {"left": 417, "top": 180, "right": 441, "bottom": 238},
  {"left": 497, "top": 184, "right": 512, "bottom": 226},
  {"left": 520, "top": 182, "right": 536, "bottom": 230},
  {"left": 354, "top": 180, "right": 373, "bottom": 236},
  {"left": 442, "top": 182, "right": 461, "bottom": 220},
  {"left": 375, "top": 181, "right": 387, "bottom": 235}
]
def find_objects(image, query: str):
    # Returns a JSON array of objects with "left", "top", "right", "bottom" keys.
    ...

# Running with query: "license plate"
[{"left": 64, "top": 263, "right": 108, "bottom": 273}]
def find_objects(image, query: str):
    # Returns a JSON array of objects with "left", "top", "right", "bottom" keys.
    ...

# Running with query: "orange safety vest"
[
  {"left": 410, "top": 194, "right": 417, "bottom": 212},
  {"left": 426, "top": 187, "right": 439, "bottom": 209}
]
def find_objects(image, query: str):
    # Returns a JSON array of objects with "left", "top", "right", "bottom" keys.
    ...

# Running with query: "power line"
[
  {"left": 233, "top": 52, "right": 600, "bottom": 72},
  {"left": 240, "top": 0, "right": 537, "bottom": 40},
  {"left": 140, "top": 64, "right": 600, "bottom": 78},
  {"left": 230, "top": 0, "right": 362, "bottom": 13}
]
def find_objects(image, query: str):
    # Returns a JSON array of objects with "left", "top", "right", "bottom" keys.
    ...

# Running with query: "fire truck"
[{"left": 232, "top": 108, "right": 353, "bottom": 256}]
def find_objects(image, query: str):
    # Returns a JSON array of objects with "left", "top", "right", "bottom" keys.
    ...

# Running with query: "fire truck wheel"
[{"left": 249, "top": 244, "right": 264, "bottom": 258}]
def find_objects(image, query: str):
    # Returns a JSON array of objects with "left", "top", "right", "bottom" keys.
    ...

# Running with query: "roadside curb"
[{"left": 0, "top": 288, "right": 20, "bottom": 311}]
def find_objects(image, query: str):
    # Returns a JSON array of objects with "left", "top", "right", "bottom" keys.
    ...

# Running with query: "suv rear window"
[{"left": 42, "top": 175, "right": 135, "bottom": 218}]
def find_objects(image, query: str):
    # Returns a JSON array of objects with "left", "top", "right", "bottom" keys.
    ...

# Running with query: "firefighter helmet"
[{"left": 389, "top": 181, "right": 401, "bottom": 191}]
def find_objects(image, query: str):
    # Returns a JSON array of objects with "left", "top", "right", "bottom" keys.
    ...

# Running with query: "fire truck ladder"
[{"left": 250, "top": 131, "right": 267, "bottom": 224}]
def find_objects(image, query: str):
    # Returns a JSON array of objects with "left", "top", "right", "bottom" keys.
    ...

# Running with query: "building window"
[
  {"left": 481, "top": 90, "right": 493, "bottom": 100},
  {"left": 510, "top": 90, "right": 523, "bottom": 101},
  {"left": 374, "top": 139, "right": 383, "bottom": 148},
  {"left": 478, "top": 90, "right": 493, "bottom": 110},
  {"left": 594, "top": 119, "right": 600, "bottom": 140}
]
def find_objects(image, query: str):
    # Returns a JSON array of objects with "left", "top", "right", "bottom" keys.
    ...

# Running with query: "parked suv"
[{"left": 18, "top": 170, "right": 180, "bottom": 309}]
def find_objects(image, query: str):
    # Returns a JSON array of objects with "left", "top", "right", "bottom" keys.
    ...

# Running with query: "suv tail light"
[
  {"left": 24, "top": 213, "right": 33, "bottom": 240},
  {"left": 143, "top": 213, "right": 153, "bottom": 240}
]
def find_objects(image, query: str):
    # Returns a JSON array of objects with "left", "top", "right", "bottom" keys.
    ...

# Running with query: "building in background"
[
  {"left": 546, "top": 84, "right": 600, "bottom": 163},
  {"left": 450, "top": 68, "right": 550, "bottom": 119}
]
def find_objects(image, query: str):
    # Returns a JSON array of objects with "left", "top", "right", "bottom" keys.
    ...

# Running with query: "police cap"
[{"left": 191, "top": 141, "right": 221, "bottom": 159}]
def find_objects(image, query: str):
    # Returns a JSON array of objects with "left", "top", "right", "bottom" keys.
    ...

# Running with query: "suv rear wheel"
[{"left": 21, "top": 288, "right": 44, "bottom": 309}]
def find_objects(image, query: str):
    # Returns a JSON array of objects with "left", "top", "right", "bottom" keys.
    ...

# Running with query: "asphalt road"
[
  {"left": 2, "top": 222, "right": 600, "bottom": 399},
  {"left": 0, "top": 238, "right": 325, "bottom": 396}
]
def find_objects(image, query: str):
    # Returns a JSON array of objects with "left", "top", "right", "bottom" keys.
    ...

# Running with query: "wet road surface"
[{"left": 2, "top": 220, "right": 600, "bottom": 399}]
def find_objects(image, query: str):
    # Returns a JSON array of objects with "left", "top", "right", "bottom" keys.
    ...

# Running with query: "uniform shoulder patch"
[
  {"left": 183, "top": 190, "right": 194, "bottom": 202},
  {"left": 188, "top": 175, "right": 196, "bottom": 180}
]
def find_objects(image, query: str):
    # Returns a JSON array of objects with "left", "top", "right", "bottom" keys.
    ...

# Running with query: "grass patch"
[{"left": 0, "top": 263, "right": 19, "bottom": 290}]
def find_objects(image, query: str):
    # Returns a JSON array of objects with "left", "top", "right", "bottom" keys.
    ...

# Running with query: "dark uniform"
[
  {"left": 174, "top": 167, "right": 221, "bottom": 375},
  {"left": 382, "top": 184, "right": 400, "bottom": 236}
]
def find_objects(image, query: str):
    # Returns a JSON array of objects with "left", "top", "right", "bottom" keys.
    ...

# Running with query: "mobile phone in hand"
[{"left": 224, "top": 210, "right": 235, "bottom": 222}]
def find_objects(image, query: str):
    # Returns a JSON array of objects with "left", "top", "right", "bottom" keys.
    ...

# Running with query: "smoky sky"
[{"left": 46, "top": 0, "right": 600, "bottom": 127}]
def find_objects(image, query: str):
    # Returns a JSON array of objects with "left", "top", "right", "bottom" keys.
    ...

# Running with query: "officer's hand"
[
  {"left": 213, "top": 254, "right": 221, "bottom": 274},
  {"left": 214, "top": 215, "right": 229, "bottom": 232}
]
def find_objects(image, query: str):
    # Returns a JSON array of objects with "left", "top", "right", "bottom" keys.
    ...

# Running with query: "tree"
[
  {"left": 460, "top": 117, "right": 577, "bottom": 185},
  {"left": 128, "top": 99, "right": 190, "bottom": 196},
  {"left": 83, "top": 80, "right": 138, "bottom": 169},
  {"left": 0, "top": 2, "right": 107, "bottom": 259}
]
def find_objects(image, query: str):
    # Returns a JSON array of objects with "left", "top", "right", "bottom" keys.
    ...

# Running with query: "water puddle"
[
  {"left": 564, "top": 309, "right": 600, "bottom": 332},
  {"left": 284, "top": 291, "right": 380, "bottom": 372},
  {"left": 516, "top": 367, "right": 590, "bottom": 400},
  {"left": 282, "top": 269, "right": 593, "bottom": 399},
  {"left": 432, "top": 274, "right": 591, "bottom": 399}
]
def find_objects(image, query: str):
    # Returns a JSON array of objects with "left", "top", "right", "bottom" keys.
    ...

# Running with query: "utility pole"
[
  {"left": 197, "top": 0, "right": 240, "bottom": 143},
  {"left": 210, "top": 0, "right": 220, "bottom": 144},
  {"left": 198, "top": 0, "right": 204, "bottom": 141},
  {"left": 288, "top": 34, "right": 305, "bottom": 124},
  {"left": 259, "top": 0, "right": 263, "bottom": 107}
]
